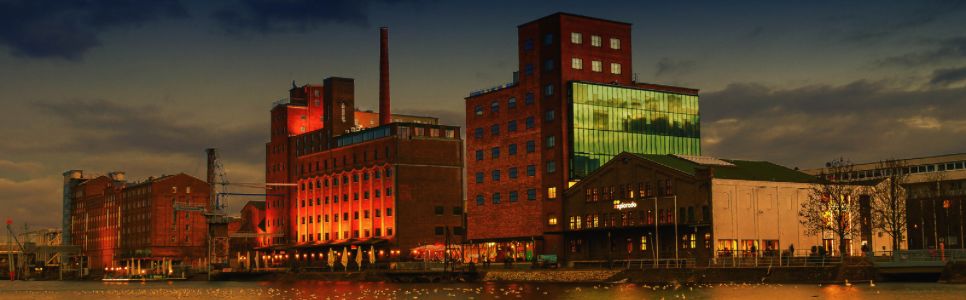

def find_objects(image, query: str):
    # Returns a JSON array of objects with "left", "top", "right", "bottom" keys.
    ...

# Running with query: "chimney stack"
[{"left": 379, "top": 27, "right": 391, "bottom": 126}]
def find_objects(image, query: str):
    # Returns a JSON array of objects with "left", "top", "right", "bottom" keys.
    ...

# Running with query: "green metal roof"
[{"left": 633, "top": 153, "right": 818, "bottom": 183}]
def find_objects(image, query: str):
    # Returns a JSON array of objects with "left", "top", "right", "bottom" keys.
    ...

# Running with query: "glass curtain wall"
[{"left": 570, "top": 82, "right": 700, "bottom": 178}]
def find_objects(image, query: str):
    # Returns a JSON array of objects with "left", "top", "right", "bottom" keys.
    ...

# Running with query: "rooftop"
[{"left": 635, "top": 153, "right": 817, "bottom": 183}]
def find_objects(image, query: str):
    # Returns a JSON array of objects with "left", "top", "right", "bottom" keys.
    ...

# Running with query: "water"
[{"left": 0, "top": 281, "right": 964, "bottom": 299}]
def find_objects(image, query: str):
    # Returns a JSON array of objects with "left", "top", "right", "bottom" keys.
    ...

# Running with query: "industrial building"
[
  {"left": 262, "top": 27, "right": 464, "bottom": 265},
  {"left": 464, "top": 13, "right": 700, "bottom": 261},
  {"left": 560, "top": 152, "right": 871, "bottom": 266},
  {"left": 63, "top": 170, "right": 210, "bottom": 274},
  {"left": 804, "top": 153, "right": 966, "bottom": 252}
]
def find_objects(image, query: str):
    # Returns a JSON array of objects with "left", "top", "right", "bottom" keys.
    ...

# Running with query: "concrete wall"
[{"left": 711, "top": 179, "right": 822, "bottom": 256}]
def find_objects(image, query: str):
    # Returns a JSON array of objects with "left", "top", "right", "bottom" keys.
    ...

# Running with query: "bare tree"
[
  {"left": 868, "top": 159, "right": 908, "bottom": 254},
  {"left": 925, "top": 170, "right": 947, "bottom": 249},
  {"left": 800, "top": 158, "right": 861, "bottom": 257}
]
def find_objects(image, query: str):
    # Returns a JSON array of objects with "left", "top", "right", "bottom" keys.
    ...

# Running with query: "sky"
[{"left": 2, "top": 0, "right": 966, "bottom": 229}]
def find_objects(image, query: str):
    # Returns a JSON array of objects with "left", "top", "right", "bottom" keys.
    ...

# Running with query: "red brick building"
[
  {"left": 262, "top": 28, "right": 465, "bottom": 263},
  {"left": 464, "top": 13, "right": 700, "bottom": 261},
  {"left": 65, "top": 171, "right": 209, "bottom": 273}
]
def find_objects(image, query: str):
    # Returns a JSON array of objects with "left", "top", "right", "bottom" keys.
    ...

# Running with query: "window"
[
  {"left": 508, "top": 97, "right": 517, "bottom": 108},
  {"left": 571, "top": 32, "right": 582, "bottom": 44},
  {"left": 526, "top": 140, "right": 536, "bottom": 153},
  {"left": 525, "top": 116, "right": 535, "bottom": 129},
  {"left": 525, "top": 92, "right": 534, "bottom": 105},
  {"left": 476, "top": 150, "right": 484, "bottom": 161},
  {"left": 475, "top": 172, "right": 484, "bottom": 183},
  {"left": 491, "top": 170, "right": 501, "bottom": 181},
  {"left": 508, "top": 144, "right": 517, "bottom": 155},
  {"left": 524, "top": 38, "right": 534, "bottom": 51},
  {"left": 435, "top": 226, "right": 445, "bottom": 235},
  {"left": 609, "top": 38, "right": 620, "bottom": 49},
  {"left": 546, "top": 135, "right": 555, "bottom": 148},
  {"left": 544, "top": 84, "right": 554, "bottom": 96},
  {"left": 509, "top": 191, "right": 519, "bottom": 202},
  {"left": 435, "top": 206, "right": 444, "bottom": 216},
  {"left": 547, "top": 160, "right": 557, "bottom": 173},
  {"left": 545, "top": 110, "right": 555, "bottom": 121},
  {"left": 492, "top": 193, "right": 501, "bottom": 204},
  {"left": 610, "top": 63, "right": 621, "bottom": 74},
  {"left": 508, "top": 120, "right": 518, "bottom": 132},
  {"left": 508, "top": 167, "right": 518, "bottom": 179},
  {"left": 386, "top": 208, "right": 392, "bottom": 216},
  {"left": 640, "top": 236, "right": 648, "bottom": 251},
  {"left": 453, "top": 206, "right": 463, "bottom": 215},
  {"left": 490, "top": 124, "right": 499, "bottom": 136},
  {"left": 591, "top": 60, "right": 602, "bottom": 72},
  {"left": 491, "top": 147, "right": 500, "bottom": 159},
  {"left": 524, "top": 64, "right": 533, "bottom": 76},
  {"left": 571, "top": 57, "right": 583, "bottom": 70},
  {"left": 543, "top": 33, "right": 553, "bottom": 45},
  {"left": 474, "top": 105, "right": 483, "bottom": 116},
  {"left": 476, "top": 194, "right": 485, "bottom": 205},
  {"left": 527, "top": 188, "right": 537, "bottom": 200},
  {"left": 544, "top": 59, "right": 554, "bottom": 71},
  {"left": 547, "top": 187, "right": 557, "bottom": 199},
  {"left": 490, "top": 101, "right": 499, "bottom": 113},
  {"left": 548, "top": 214, "right": 558, "bottom": 225},
  {"left": 474, "top": 128, "right": 483, "bottom": 139},
  {"left": 527, "top": 165, "right": 536, "bottom": 176},
  {"left": 591, "top": 35, "right": 601, "bottom": 47}
]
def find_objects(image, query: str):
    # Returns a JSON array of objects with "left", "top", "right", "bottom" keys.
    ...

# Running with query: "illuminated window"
[
  {"left": 610, "top": 63, "right": 621, "bottom": 74},
  {"left": 591, "top": 35, "right": 601, "bottom": 47},
  {"left": 547, "top": 187, "right": 557, "bottom": 199},
  {"left": 640, "top": 236, "right": 648, "bottom": 250},
  {"left": 548, "top": 214, "right": 558, "bottom": 225},
  {"left": 609, "top": 38, "right": 620, "bottom": 49},
  {"left": 571, "top": 32, "right": 582, "bottom": 44},
  {"left": 591, "top": 60, "right": 602, "bottom": 72},
  {"left": 572, "top": 57, "right": 583, "bottom": 69}
]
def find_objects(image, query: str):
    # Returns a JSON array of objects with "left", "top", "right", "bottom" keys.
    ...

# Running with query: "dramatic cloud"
[
  {"left": 31, "top": 99, "right": 265, "bottom": 165},
  {"left": 843, "top": 1, "right": 966, "bottom": 42},
  {"left": 655, "top": 58, "right": 697, "bottom": 78},
  {"left": 0, "top": 0, "right": 187, "bottom": 60},
  {"left": 212, "top": 0, "right": 422, "bottom": 34},
  {"left": 876, "top": 36, "right": 966, "bottom": 67},
  {"left": 0, "top": 175, "right": 62, "bottom": 228},
  {"left": 701, "top": 80, "right": 966, "bottom": 169},
  {"left": 930, "top": 66, "right": 966, "bottom": 86}
]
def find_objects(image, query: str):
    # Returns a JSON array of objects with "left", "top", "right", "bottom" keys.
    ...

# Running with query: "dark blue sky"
[{"left": 2, "top": 0, "right": 966, "bottom": 227}]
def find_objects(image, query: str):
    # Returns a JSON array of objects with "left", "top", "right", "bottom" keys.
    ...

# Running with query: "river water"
[{"left": 0, "top": 281, "right": 964, "bottom": 299}]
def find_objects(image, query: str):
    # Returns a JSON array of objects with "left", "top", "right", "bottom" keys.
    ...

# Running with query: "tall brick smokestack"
[{"left": 379, "top": 27, "right": 391, "bottom": 125}]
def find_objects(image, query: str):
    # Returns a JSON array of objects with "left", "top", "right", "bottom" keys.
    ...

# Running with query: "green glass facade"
[{"left": 570, "top": 82, "right": 700, "bottom": 179}]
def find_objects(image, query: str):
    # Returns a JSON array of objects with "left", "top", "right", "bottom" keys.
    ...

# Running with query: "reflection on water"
[{"left": 1, "top": 280, "right": 964, "bottom": 299}]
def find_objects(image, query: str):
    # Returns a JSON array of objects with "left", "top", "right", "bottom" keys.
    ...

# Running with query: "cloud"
[
  {"left": 0, "top": 160, "right": 44, "bottom": 180},
  {"left": 0, "top": 176, "right": 62, "bottom": 228},
  {"left": 655, "top": 58, "right": 697, "bottom": 77},
  {"left": 930, "top": 66, "right": 966, "bottom": 86},
  {"left": 701, "top": 80, "right": 966, "bottom": 169},
  {"left": 844, "top": 1, "right": 966, "bottom": 42},
  {"left": 212, "top": 0, "right": 422, "bottom": 34},
  {"left": 31, "top": 99, "right": 265, "bottom": 165},
  {"left": 876, "top": 36, "right": 966, "bottom": 67},
  {"left": 0, "top": 0, "right": 187, "bottom": 60}
]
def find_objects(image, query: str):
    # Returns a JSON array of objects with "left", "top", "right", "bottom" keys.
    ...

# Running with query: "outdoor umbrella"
[
  {"left": 356, "top": 246, "right": 363, "bottom": 271},
  {"left": 327, "top": 249, "right": 335, "bottom": 270},
  {"left": 369, "top": 245, "right": 376, "bottom": 265}
]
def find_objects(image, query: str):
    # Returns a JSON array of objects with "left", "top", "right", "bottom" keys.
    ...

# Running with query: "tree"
[
  {"left": 868, "top": 159, "right": 908, "bottom": 254},
  {"left": 800, "top": 158, "right": 860, "bottom": 257}
]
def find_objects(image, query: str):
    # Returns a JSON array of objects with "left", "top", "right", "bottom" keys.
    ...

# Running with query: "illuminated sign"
[{"left": 613, "top": 200, "right": 638, "bottom": 210}]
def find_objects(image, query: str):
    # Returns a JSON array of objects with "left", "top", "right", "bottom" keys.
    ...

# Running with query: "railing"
[
  {"left": 570, "top": 258, "right": 694, "bottom": 269},
  {"left": 869, "top": 249, "right": 966, "bottom": 262},
  {"left": 707, "top": 255, "right": 844, "bottom": 268},
  {"left": 469, "top": 82, "right": 518, "bottom": 97}
]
